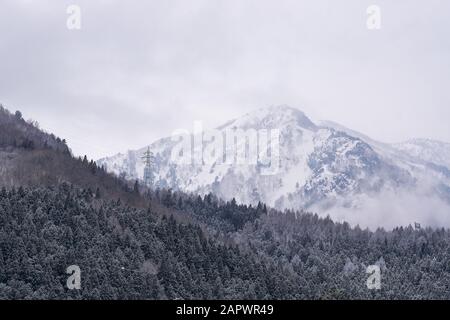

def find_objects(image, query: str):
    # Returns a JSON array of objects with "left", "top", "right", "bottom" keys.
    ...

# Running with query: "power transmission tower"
[{"left": 142, "top": 147, "right": 155, "bottom": 187}]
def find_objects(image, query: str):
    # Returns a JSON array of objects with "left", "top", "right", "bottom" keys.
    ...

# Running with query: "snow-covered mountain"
[{"left": 97, "top": 105, "right": 450, "bottom": 228}]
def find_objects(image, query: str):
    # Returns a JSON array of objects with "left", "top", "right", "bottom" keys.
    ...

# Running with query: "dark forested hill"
[
  {"left": 155, "top": 191, "right": 450, "bottom": 299},
  {"left": 1, "top": 106, "right": 450, "bottom": 300},
  {"left": 0, "top": 185, "right": 298, "bottom": 299},
  {"left": 0, "top": 105, "right": 69, "bottom": 152},
  {"left": 1, "top": 184, "right": 450, "bottom": 299},
  {"left": 0, "top": 105, "right": 149, "bottom": 206}
]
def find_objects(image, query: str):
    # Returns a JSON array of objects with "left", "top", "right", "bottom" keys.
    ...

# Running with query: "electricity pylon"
[{"left": 142, "top": 147, "right": 155, "bottom": 187}]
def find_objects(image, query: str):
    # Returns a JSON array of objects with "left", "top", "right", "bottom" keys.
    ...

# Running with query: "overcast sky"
[{"left": 1, "top": 0, "right": 449, "bottom": 159}]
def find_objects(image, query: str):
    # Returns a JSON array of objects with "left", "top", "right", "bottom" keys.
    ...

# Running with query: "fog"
[{"left": 322, "top": 189, "right": 450, "bottom": 230}]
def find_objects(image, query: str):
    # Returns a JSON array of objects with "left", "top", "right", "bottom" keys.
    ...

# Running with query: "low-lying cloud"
[{"left": 322, "top": 189, "right": 450, "bottom": 230}]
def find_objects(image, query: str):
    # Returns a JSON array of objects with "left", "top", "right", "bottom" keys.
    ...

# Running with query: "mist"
[{"left": 323, "top": 189, "right": 450, "bottom": 230}]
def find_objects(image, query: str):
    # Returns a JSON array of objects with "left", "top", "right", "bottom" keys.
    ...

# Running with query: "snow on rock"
[{"left": 97, "top": 105, "right": 450, "bottom": 228}]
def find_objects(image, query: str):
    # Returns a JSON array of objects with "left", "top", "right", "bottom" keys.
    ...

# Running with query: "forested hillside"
[
  {"left": 156, "top": 191, "right": 450, "bottom": 299},
  {"left": 1, "top": 106, "right": 450, "bottom": 299},
  {"left": 0, "top": 105, "right": 68, "bottom": 152},
  {"left": 0, "top": 185, "right": 300, "bottom": 299},
  {"left": 1, "top": 185, "right": 450, "bottom": 299},
  {"left": 0, "top": 105, "right": 149, "bottom": 206}
]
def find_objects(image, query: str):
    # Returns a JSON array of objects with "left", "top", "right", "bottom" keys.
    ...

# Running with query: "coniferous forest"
[{"left": 1, "top": 105, "right": 450, "bottom": 300}]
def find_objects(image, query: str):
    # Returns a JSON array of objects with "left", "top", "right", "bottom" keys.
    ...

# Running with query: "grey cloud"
[{"left": 1, "top": 0, "right": 449, "bottom": 159}]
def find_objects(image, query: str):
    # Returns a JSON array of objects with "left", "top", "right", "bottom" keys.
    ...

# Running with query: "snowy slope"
[
  {"left": 318, "top": 121, "right": 450, "bottom": 202},
  {"left": 393, "top": 139, "right": 450, "bottom": 170},
  {"left": 98, "top": 105, "right": 450, "bottom": 228}
]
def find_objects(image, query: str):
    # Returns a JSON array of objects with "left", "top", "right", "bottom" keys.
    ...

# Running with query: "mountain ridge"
[{"left": 97, "top": 105, "right": 450, "bottom": 228}]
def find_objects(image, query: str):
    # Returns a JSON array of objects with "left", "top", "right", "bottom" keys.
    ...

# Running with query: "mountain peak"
[{"left": 220, "top": 104, "right": 317, "bottom": 131}]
